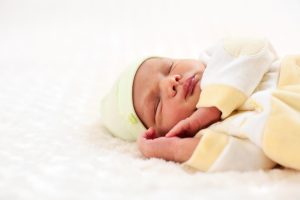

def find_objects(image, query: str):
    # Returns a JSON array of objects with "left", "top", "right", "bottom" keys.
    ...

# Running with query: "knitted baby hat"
[{"left": 100, "top": 58, "right": 150, "bottom": 141}]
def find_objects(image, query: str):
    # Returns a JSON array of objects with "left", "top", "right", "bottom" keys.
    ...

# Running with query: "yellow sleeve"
[
  {"left": 197, "top": 84, "right": 247, "bottom": 119},
  {"left": 184, "top": 129, "right": 228, "bottom": 171},
  {"left": 183, "top": 129, "right": 276, "bottom": 172}
]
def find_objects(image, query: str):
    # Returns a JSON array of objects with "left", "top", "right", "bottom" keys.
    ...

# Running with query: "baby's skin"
[
  {"left": 138, "top": 107, "right": 221, "bottom": 162},
  {"left": 133, "top": 57, "right": 221, "bottom": 162}
]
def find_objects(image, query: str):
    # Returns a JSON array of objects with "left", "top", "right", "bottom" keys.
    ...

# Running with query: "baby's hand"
[
  {"left": 165, "top": 107, "right": 221, "bottom": 138},
  {"left": 137, "top": 127, "right": 201, "bottom": 163},
  {"left": 137, "top": 127, "right": 177, "bottom": 160}
]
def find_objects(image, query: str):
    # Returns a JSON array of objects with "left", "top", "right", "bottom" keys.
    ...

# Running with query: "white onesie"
[{"left": 184, "top": 37, "right": 300, "bottom": 172}]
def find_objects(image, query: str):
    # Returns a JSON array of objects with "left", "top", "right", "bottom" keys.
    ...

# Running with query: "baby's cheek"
[
  {"left": 161, "top": 106, "right": 191, "bottom": 132},
  {"left": 160, "top": 96, "right": 194, "bottom": 131},
  {"left": 159, "top": 113, "right": 179, "bottom": 135}
]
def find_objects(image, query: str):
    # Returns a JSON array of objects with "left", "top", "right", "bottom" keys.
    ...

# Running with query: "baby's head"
[{"left": 101, "top": 57, "right": 205, "bottom": 141}]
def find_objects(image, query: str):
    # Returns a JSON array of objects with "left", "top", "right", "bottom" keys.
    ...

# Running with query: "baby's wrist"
[{"left": 173, "top": 137, "right": 200, "bottom": 163}]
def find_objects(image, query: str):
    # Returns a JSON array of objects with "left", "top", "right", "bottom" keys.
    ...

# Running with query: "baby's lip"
[{"left": 183, "top": 74, "right": 200, "bottom": 99}]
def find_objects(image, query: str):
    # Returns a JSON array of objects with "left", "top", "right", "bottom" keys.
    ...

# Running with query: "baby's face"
[{"left": 133, "top": 57, "right": 205, "bottom": 136}]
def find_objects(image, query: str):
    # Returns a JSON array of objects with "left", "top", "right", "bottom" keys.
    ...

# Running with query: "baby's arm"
[
  {"left": 137, "top": 127, "right": 200, "bottom": 162},
  {"left": 165, "top": 106, "right": 221, "bottom": 138}
]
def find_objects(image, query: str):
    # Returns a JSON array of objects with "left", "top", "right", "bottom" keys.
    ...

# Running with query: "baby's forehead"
[
  {"left": 135, "top": 57, "right": 174, "bottom": 84},
  {"left": 141, "top": 57, "right": 163, "bottom": 67},
  {"left": 139, "top": 57, "right": 170, "bottom": 71}
]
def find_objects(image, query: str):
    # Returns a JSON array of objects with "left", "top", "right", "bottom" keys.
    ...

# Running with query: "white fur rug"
[{"left": 1, "top": 0, "right": 300, "bottom": 199}]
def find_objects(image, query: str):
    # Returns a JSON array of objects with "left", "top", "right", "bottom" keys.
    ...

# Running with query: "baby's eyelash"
[{"left": 168, "top": 62, "right": 174, "bottom": 74}]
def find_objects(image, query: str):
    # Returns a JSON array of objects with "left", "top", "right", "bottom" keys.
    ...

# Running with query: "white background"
[{"left": 0, "top": 0, "right": 300, "bottom": 199}]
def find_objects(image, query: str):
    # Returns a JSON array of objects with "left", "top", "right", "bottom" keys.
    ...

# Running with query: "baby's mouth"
[{"left": 183, "top": 74, "right": 200, "bottom": 99}]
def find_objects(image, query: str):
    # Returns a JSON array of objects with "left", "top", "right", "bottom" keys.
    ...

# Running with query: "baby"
[{"left": 101, "top": 37, "right": 300, "bottom": 172}]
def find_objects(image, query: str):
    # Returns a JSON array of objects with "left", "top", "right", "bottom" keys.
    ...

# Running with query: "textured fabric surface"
[{"left": 1, "top": 0, "right": 300, "bottom": 199}]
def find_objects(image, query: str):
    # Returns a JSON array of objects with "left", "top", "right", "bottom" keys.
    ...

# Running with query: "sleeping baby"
[{"left": 101, "top": 37, "right": 300, "bottom": 172}]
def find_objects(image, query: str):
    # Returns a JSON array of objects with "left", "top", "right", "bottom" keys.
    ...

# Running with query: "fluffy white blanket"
[{"left": 1, "top": 0, "right": 300, "bottom": 199}]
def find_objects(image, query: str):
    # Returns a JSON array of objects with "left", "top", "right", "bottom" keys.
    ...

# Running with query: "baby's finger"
[
  {"left": 165, "top": 132, "right": 178, "bottom": 137},
  {"left": 144, "top": 127, "right": 157, "bottom": 139},
  {"left": 165, "top": 119, "right": 191, "bottom": 137},
  {"left": 165, "top": 125, "right": 182, "bottom": 137}
]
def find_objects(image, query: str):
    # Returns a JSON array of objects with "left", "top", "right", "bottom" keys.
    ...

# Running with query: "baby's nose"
[
  {"left": 168, "top": 75, "right": 181, "bottom": 97},
  {"left": 173, "top": 74, "right": 181, "bottom": 82}
]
